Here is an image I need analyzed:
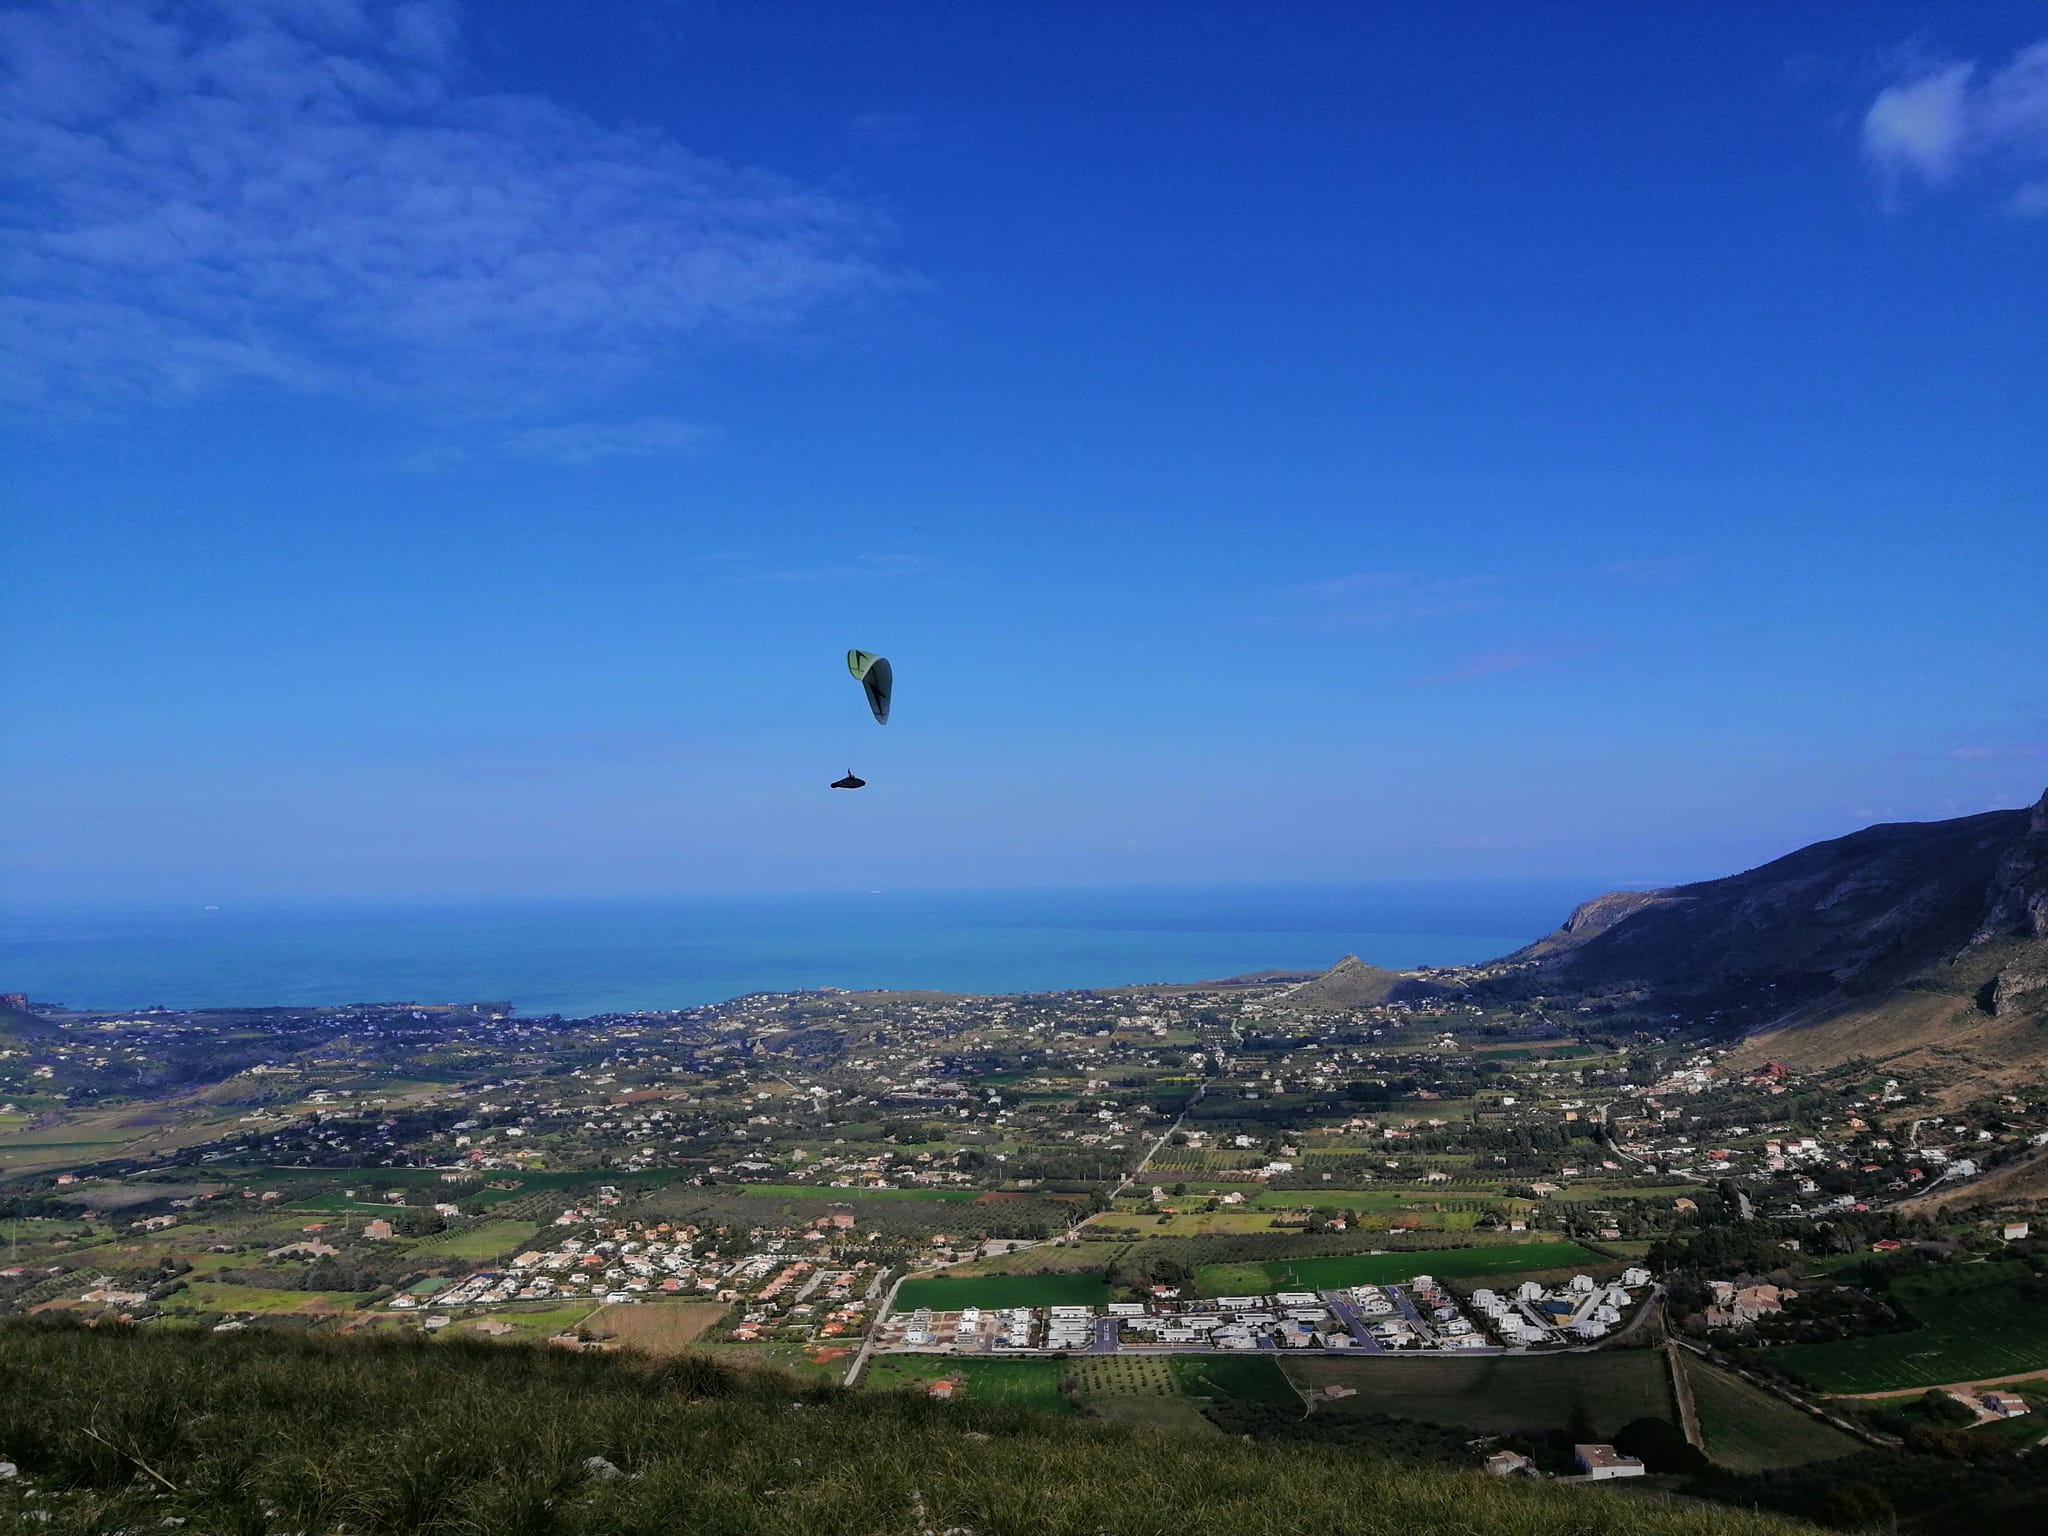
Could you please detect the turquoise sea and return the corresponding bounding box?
[0,881,1602,1018]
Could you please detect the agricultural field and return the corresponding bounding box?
[893,1270,1112,1312]
[1283,1351,1674,1438]
[1772,1280,2048,1395]
[1170,1354,1300,1407]
[1091,1208,1277,1237]
[942,1244,1117,1277]
[1193,1240,1602,1296]
[448,1303,598,1343]
[404,1220,542,1262]
[1681,1358,1862,1472]
[860,1356,1079,1414]
[164,1282,369,1316]
[1061,1355,1217,1431]
[582,1301,728,1355]
[727,1183,983,1203]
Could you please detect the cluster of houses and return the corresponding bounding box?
[1472,1267,1650,1345]
[1484,1443,1649,1480]
[1701,1278,1796,1330]
[879,1269,1652,1358]
[893,1304,1040,1349]
[387,1211,880,1322]
[1117,1292,1336,1350]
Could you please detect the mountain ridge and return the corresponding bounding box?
[1291,791,2048,1092]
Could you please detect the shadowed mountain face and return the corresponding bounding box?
[1281,792,2048,1051]
[1472,789,2048,1034]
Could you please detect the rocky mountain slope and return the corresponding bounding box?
[1497,789,2047,1026]
[1290,790,2048,1096]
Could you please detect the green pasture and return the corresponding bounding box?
[445,1303,599,1343]
[731,1183,982,1203]
[406,1221,541,1262]
[1194,1240,1601,1296]
[1285,1351,1673,1438]
[944,1244,1113,1277]
[861,1356,1079,1414]
[169,1282,368,1315]
[1682,1358,1861,1472]
[1772,1282,2048,1394]
[892,1271,1112,1312]
[1171,1354,1299,1406]
[1063,1355,1218,1433]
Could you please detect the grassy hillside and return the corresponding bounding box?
[0,1319,1816,1536]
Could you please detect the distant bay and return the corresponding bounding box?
[0,881,1607,1018]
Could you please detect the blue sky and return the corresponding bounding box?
[3,0,2045,902]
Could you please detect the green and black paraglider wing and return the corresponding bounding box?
[847,650,892,725]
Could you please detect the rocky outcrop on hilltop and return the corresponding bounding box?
[1506,889,1682,962]
[1282,954,1410,1009]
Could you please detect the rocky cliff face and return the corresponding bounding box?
[1975,788,2048,942]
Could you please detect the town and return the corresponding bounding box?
[4,973,2047,1519]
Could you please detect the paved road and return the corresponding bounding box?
[1111,1084,1208,1201]
[1319,1289,1390,1353]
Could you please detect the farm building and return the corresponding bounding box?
[1574,1444,1645,1480]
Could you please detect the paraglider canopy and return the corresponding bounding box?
[847,650,891,725]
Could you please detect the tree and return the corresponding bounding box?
[1815,1484,1894,1531]
[1611,1416,1707,1474]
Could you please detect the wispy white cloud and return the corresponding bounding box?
[1861,41,2048,213]
[1284,570,1500,629]
[503,417,707,465]
[744,552,938,584]
[1948,743,2048,760]
[849,111,920,147]
[1595,557,1689,588]
[0,0,902,410]
[1411,649,1551,686]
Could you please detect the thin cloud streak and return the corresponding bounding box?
[1411,649,1551,686]
[744,552,938,584]
[0,0,904,411]
[503,418,709,465]
[1410,642,1600,687]
[1949,744,2048,761]
[1281,570,1501,629]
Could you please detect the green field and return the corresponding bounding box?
[406,1220,541,1262]
[1283,1351,1674,1438]
[943,1244,1109,1277]
[1171,1353,1300,1406]
[169,1283,368,1315]
[1772,1282,2048,1394]
[861,1356,1079,1413]
[1194,1241,1602,1296]
[450,1303,599,1342]
[1063,1356,1218,1433]
[1682,1358,1862,1472]
[730,1182,985,1202]
[892,1271,1112,1312]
